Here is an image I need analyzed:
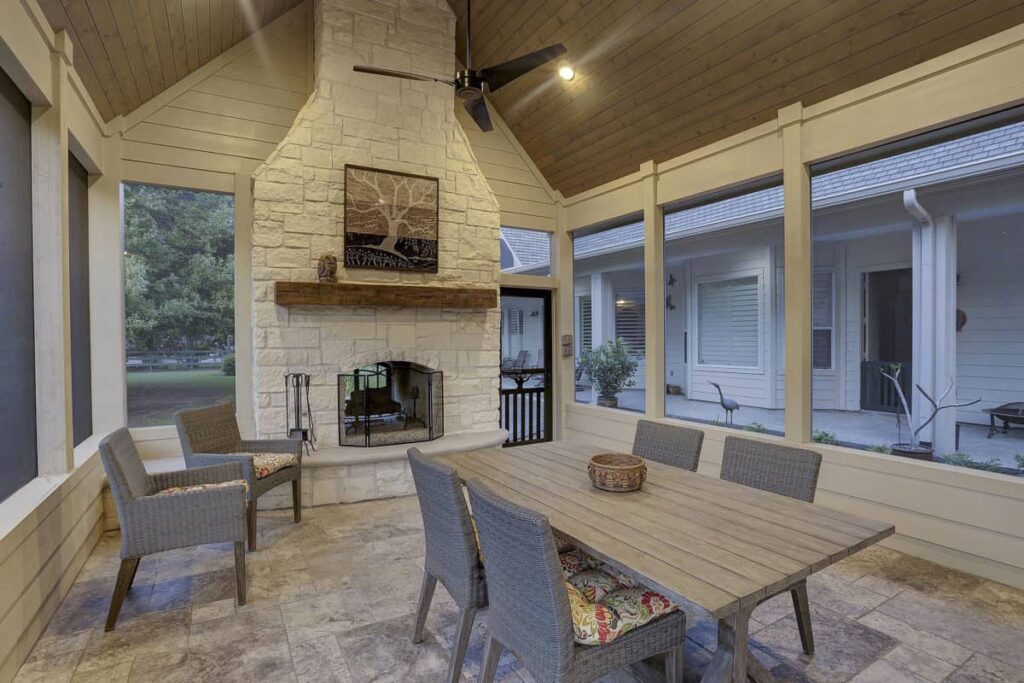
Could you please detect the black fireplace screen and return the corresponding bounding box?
[338,362,443,447]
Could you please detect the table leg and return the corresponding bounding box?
[700,605,776,683]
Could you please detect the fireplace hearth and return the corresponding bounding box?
[338,362,443,447]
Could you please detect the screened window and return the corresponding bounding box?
[69,153,92,446]
[578,296,592,352]
[500,227,552,275]
[697,276,759,368]
[812,272,834,370]
[0,66,36,501]
[124,183,235,427]
[508,308,525,336]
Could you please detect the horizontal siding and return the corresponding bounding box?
[0,457,104,683]
[123,6,310,181]
[456,104,556,231]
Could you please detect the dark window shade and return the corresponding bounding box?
[69,153,92,446]
[0,67,37,501]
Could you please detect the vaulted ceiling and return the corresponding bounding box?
[448,0,1024,197]
[37,0,306,121]
[36,1,1024,197]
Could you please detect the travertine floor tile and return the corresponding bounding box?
[16,496,1024,683]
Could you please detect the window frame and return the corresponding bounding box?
[812,270,836,373]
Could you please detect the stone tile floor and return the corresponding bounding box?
[16,496,1024,682]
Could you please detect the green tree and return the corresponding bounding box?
[123,183,235,351]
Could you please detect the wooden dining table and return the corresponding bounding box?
[437,440,895,683]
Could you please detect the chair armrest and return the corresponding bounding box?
[187,453,255,485]
[123,484,247,556]
[238,439,303,465]
[151,462,244,491]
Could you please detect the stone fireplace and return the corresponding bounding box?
[248,0,504,505]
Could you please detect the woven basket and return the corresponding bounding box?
[588,453,647,492]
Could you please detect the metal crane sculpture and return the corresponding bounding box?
[709,381,740,425]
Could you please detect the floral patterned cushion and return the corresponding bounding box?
[553,531,576,553]
[559,549,598,579]
[252,452,299,479]
[563,567,677,646]
[568,569,623,603]
[155,479,249,497]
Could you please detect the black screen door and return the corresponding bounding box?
[499,287,552,445]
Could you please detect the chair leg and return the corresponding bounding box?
[234,541,247,606]
[478,635,502,683]
[665,642,684,683]
[292,477,301,523]
[412,571,437,643]
[791,581,814,655]
[447,606,477,683]
[247,502,258,552]
[127,557,142,589]
[105,558,140,632]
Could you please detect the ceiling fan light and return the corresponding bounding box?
[558,64,575,81]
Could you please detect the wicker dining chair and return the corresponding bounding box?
[99,428,247,631]
[467,480,686,683]
[632,419,704,471]
[176,403,302,550]
[407,449,487,683]
[721,435,822,655]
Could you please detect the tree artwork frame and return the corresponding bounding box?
[343,165,440,273]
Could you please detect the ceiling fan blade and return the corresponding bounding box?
[464,97,493,132]
[479,44,567,92]
[353,65,454,85]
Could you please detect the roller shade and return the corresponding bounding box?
[698,276,759,367]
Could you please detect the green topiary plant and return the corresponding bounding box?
[222,353,236,376]
[578,338,639,408]
[812,430,839,445]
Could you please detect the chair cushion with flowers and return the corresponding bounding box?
[155,479,249,497]
[559,548,599,579]
[252,452,299,479]
[562,561,677,646]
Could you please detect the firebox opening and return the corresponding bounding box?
[338,361,443,447]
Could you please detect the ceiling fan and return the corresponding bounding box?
[352,0,567,132]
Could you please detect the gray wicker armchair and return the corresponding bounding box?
[175,403,302,550]
[408,449,487,683]
[467,480,686,683]
[632,419,704,471]
[721,435,822,655]
[99,428,247,631]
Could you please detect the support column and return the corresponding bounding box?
[911,211,958,453]
[89,118,125,435]
[642,162,665,418]
[32,32,73,474]
[781,103,812,443]
[553,196,572,438]
[235,173,256,437]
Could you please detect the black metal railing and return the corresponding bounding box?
[501,369,550,446]
[860,361,912,413]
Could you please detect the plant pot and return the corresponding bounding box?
[597,395,619,408]
[890,443,934,460]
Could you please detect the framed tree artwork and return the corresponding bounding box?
[343,165,440,272]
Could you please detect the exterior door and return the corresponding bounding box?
[499,287,552,445]
[861,268,913,412]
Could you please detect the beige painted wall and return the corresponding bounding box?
[553,24,1024,589]
[455,101,558,232]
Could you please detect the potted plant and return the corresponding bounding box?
[881,366,979,460]
[579,338,639,409]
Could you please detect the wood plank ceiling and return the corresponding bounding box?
[447,0,1024,197]
[37,0,306,121]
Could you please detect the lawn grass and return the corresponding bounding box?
[127,369,235,427]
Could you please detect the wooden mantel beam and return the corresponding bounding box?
[274,281,498,309]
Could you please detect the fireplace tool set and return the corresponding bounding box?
[285,373,317,457]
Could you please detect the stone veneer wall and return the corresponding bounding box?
[250,0,501,443]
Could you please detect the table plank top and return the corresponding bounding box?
[438,440,894,619]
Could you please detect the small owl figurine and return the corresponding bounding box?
[317,254,338,283]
